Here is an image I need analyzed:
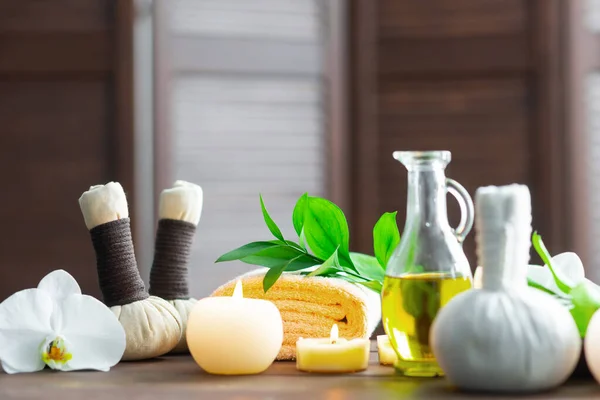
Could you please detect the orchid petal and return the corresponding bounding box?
[0,289,53,374]
[527,264,560,293]
[37,270,81,301]
[551,252,585,287]
[57,294,125,371]
[585,278,600,296]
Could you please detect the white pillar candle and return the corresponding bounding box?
[296,324,370,373]
[187,281,283,375]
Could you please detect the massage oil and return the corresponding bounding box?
[382,273,471,377]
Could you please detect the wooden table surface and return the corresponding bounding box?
[1,347,599,399]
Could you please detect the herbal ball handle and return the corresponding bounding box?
[446,178,474,243]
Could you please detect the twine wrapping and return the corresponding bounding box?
[149,219,196,300]
[90,218,149,307]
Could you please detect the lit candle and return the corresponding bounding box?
[296,324,370,373]
[186,280,283,375]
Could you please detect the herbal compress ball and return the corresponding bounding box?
[79,182,183,361]
[431,184,580,393]
[149,180,203,353]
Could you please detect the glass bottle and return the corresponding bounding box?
[382,150,474,377]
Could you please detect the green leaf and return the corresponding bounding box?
[308,248,341,277]
[263,256,302,293]
[298,260,384,294]
[215,241,280,262]
[373,212,400,269]
[329,272,366,282]
[570,281,600,337]
[303,196,354,269]
[280,240,305,252]
[357,280,383,292]
[350,252,385,282]
[527,278,562,297]
[241,245,321,271]
[292,193,308,237]
[328,271,382,292]
[532,232,572,293]
[298,228,307,251]
[260,194,285,242]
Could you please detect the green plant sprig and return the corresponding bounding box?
[215,193,400,293]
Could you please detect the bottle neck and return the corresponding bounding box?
[405,167,450,229]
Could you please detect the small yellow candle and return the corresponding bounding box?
[377,335,398,365]
[187,280,283,375]
[296,324,370,373]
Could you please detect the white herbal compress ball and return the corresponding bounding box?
[431,184,581,393]
[79,182,183,361]
[149,180,203,353]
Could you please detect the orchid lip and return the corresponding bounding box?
[41,336,72,370]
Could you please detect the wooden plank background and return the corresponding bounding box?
[0,0,134,300]
[350,0,568,269]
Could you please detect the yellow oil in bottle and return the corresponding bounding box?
[382,273,472,377]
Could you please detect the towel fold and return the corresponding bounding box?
[211,268,382,360]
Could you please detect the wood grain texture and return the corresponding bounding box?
[528,0,569,255]
[350,0,568,269]
[378,79,530,268]
[379,0,527,38]
[379,35,530,76]
[565,0,594,279]
[322,0,350,212]
[0,0,111,32]
[0,350,596,400]
[348,0,380,254]
[153,0,173,212]
[378,0,530,76]
[0,33,112,74]
[114,0,136,241]
[0,1,135,300]
[0,81,110,299]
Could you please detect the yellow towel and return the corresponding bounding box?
[211,268,382,360]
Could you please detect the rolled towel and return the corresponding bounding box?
[79,182,183,361]
[150,180,203,353]
[211,268,381,360]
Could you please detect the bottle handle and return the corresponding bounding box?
[446,178,474,243]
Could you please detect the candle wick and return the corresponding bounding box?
[330,323,339,344]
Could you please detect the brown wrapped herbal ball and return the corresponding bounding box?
[149,180,202,353]
[79,182,183,361]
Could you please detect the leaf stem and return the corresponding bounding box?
[532,232,572,294]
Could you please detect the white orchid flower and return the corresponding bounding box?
[474,252,599,295]
[527,252,585,292]
[0,270,126,374]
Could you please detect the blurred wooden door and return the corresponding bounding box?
[0,0,135,299]
[566,0,600,282]
[348,0,569,268]
[154,0,338,297]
